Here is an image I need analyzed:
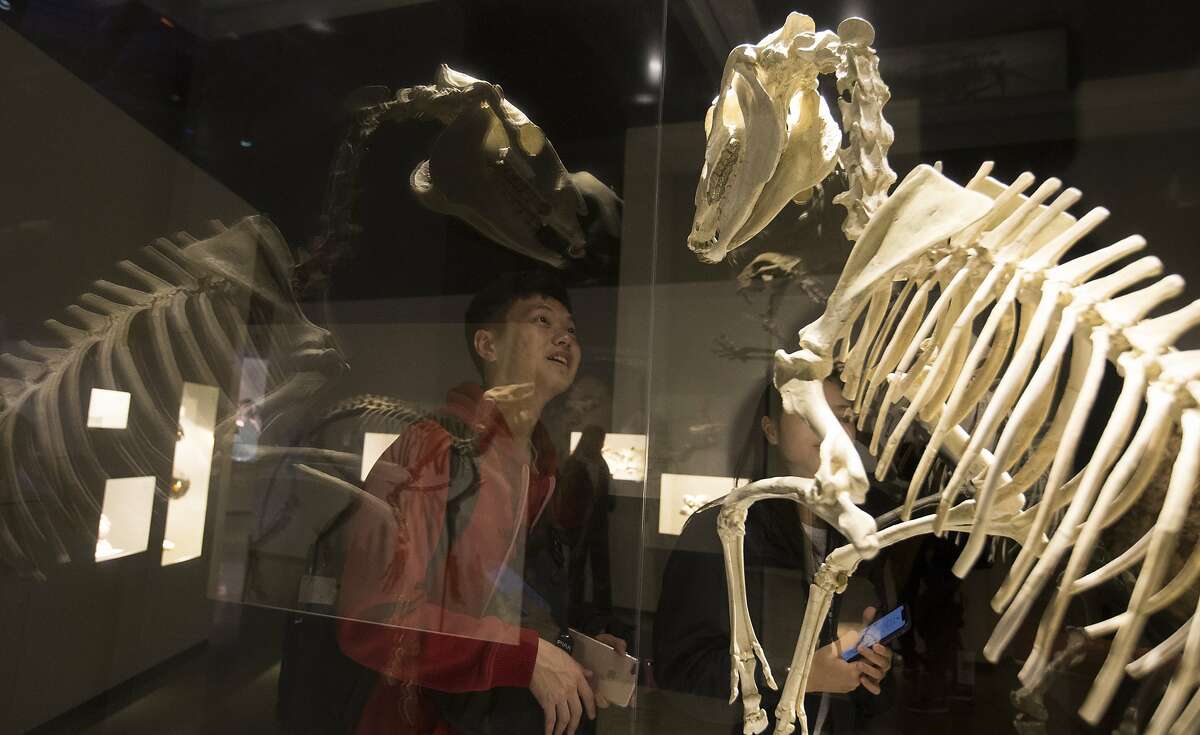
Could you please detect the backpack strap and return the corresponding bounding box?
[424,412,482,586]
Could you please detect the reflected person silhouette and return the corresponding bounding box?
[336,271,625,735]
[555,425,615,628]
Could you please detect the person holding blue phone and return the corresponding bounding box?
[840,605,910,664]
[654,372,895,734]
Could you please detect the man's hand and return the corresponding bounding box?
[806,607,893,695]
[531,637,596,735]
[595,632,627,656]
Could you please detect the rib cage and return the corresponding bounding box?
[825,162,1200,729]
[713,163,1200,735]
[0,216,343,578]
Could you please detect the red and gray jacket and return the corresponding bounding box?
[336,383,560,735]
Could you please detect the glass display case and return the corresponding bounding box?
[2,2,1199,734]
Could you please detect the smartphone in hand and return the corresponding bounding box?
[841,604,910,662]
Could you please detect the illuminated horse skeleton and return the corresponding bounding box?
[690,13,1200,735]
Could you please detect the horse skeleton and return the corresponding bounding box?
[690,12,1200,735]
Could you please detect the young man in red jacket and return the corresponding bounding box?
[337,272,625,735]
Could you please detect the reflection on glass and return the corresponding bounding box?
[86,388,131,429]
[361,431,401,481]
[94,475,155,561]
[569,431,647,481]
[233,357,268,461]
[658,473,749,536]
[162,382,219,566]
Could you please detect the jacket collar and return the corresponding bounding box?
[443,382,558,477]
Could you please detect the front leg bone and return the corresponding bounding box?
[718,503,774,733]
[772,578,837,735]
[706,477,820,732]
[776,500,993,735]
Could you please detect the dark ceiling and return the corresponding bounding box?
[3,0,1200,300]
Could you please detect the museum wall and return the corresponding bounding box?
[0,21,254,733]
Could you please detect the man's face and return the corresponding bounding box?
[488,295,580,400]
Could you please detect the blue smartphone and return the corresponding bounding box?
[841,604,910,662]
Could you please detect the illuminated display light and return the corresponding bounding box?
[647,53,663,84]
[362,432,401,481]
[658,473,749,536]
[569,432,647,482]
[162,383,219,566]
[95,476,156,561]
[87,388,131,429]
[232,357,268,462]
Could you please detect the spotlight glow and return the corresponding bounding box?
[647,53,663,85]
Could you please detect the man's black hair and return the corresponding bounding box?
[464,270,574,377]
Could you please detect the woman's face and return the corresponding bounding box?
[763,379,856,478]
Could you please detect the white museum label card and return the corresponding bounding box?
[658,473,749,536]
